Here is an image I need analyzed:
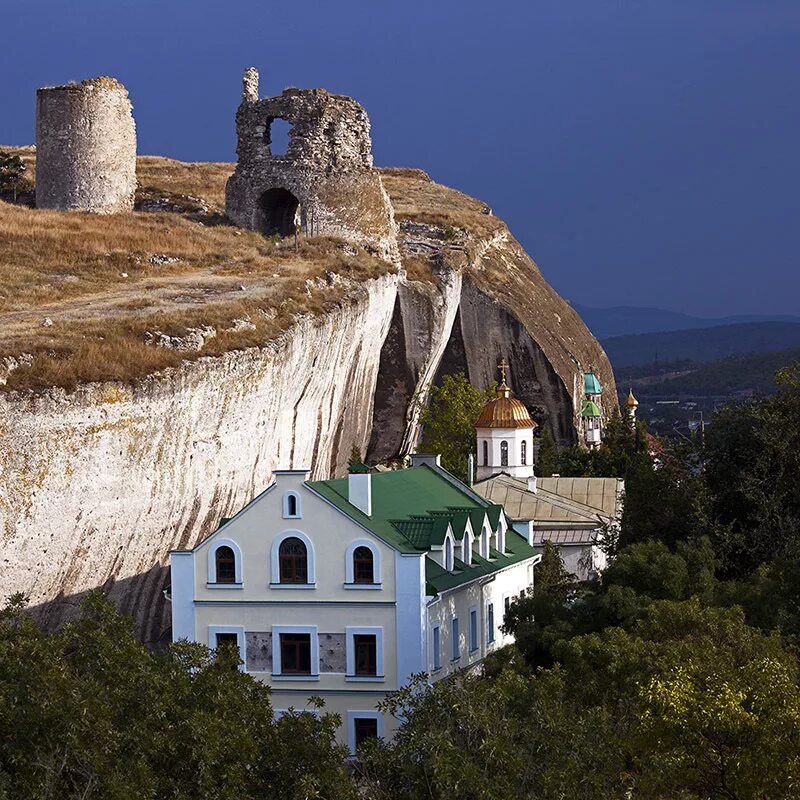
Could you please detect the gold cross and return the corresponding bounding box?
[498,358,508,384]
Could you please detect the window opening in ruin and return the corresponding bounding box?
[268,118,292,157]
[258,187,300,238]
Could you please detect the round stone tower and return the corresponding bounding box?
[35,76,137,213]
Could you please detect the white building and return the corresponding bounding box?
[169,454,540,752]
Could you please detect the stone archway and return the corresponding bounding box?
[258,187,299,237]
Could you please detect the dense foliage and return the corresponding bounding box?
[0,594,353,800]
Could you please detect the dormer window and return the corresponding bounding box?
[445,537,454,571]
[463,532,473,566]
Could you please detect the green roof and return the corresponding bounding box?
[584,371,603,395]
[581,399,602,418]
[308,464,537,595]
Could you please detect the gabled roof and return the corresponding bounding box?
[473,473,624,526]
[309,464,538,595]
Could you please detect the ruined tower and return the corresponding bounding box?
[225,68,398,261]
[35,76,137,213]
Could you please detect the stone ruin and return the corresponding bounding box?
[35,76,137,214]
[225,68,399,261]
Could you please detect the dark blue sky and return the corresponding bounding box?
[3,1,799,316]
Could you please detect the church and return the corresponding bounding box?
[472,360,623,581]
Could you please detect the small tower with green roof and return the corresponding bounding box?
[582,369,603,448]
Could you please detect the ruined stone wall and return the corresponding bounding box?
[226,70,398,262]
[35,77,136,213]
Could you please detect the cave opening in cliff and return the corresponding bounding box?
[258,187,299,237]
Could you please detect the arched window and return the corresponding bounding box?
[353,546,374,584]
[481,527,490,559]
[482,440,489,466]
[279,537,308,584]
[500,440,509,467]
[521,440,527,466]
[215,546,236,584]
[445,537,454,571]
[463,533,473,566]
[282,491,301,519]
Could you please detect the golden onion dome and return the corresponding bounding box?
[625,388,639,408]
[475,360,537,430]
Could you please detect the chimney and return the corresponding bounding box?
[410,453,442,469]
[527,475,537,493]
[348,465,372,516]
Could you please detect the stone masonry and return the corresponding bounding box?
[226,68,399,262]
[36,76,137,213]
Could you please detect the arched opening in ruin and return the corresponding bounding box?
[258,188,300,237]
[267,118,292,157]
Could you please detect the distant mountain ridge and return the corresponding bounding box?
[602,321,800,368]
[572,303,800,339]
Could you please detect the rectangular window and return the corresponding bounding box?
[215,631,238,650]
[354,634,377,676]
[487,603,495,644]
[432,624,441,671]
[504,595,511,616]
[451,617,460,661]
[469,608,478,652]
[280,633,311,674]
[354,717,379,749]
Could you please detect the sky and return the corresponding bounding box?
[2,0,799,317]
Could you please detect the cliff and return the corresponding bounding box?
[0,152,614,642]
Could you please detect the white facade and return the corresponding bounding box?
[475,427,535,482]
[169,464,538,751]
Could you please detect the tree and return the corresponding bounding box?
[535,423,559,477]
[0,593,355,800]
[417,372,494,482]
[0,151,26,201]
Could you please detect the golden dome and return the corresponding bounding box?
[475,359,537,430]
[625,388,639,408]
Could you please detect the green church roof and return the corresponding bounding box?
[584,371,603,395]
[581,399,602,418]
[308,464,537,595]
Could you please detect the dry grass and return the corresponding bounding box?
[378,167,506,239]
[0,147,394,392]
[0,148,506,394]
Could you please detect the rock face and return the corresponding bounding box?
[226,68,398,262]
[0,276,397,644]
[35,77,137,213]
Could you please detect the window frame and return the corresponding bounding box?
[487,602,496,644]
[500,439,509,467]
[346,626,384,682]
[344,539,382,589]
[208,625,246,670]
[444,535,454,571]
[469,606,479,653]
[270,530,316,588]
[482,439,489,466]
[431,623,442,672]
[271,624,319,680]
[346,711,384,755]
[451,616,460,662]
[521,439,527,466]
[282,491,301,519]
[207,539,243,587]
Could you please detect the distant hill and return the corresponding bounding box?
[602,322,800,368]
[617,347,800,397]
[572,303,800,339]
